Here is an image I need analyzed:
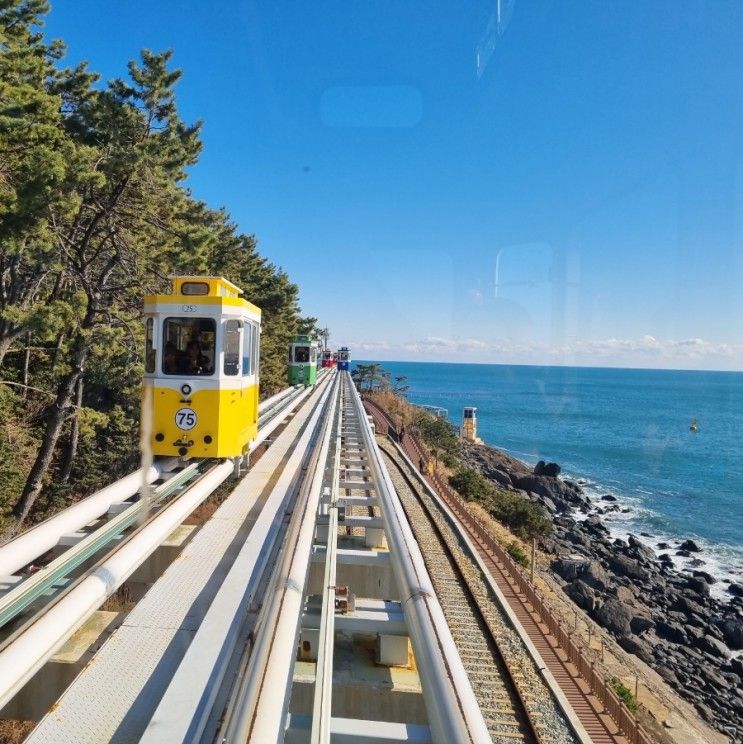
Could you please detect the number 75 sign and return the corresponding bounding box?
[175,407,197,430]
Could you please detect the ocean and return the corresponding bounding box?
[363,361,743,590]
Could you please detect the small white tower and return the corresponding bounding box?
[460,406,481,443]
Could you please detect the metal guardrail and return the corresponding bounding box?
[363,395,655,744]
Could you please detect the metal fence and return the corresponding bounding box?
[363,396,654,744]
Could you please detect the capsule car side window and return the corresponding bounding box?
[223,319,240,376]
[242,322,252,376]
[145,317,155,373]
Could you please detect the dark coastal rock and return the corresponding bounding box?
[730,657,743,678]
[657,542,671,550]
[533,460,561,477]
[488,468,513,488]
[614,586,637,605]
[692,570,716,584]
[685,576,711,596]
[656,620,687,644]
[607,554,647,580]
[679,539,701,552]
[726,583,743,597]
[512,474,575,506]
[565,531,591,549]
[535,494,557,513]
[689,558,706,567]
[565,580,597,612]
[619,635,654,664]
[542,462,561,477]
[658,553,674,566]
[673,595,706,617]
[630,615,655,634]
[676,549,691,557]
[584,515,609,536]
[551,557,587,582]
[595,598,633,636]
[694,634,729,659]
[695,702,716,723]
[718,617,743,650]
[537,537,558,554]
[627,535,656,563]
[582,560,611,591]
[601,494,616,502]
[654,664,678,685]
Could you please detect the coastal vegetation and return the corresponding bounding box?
[449,465,552,540]
[361,371,552,542]
[609,678,638,714]
[413,412,458,468]
[0,1,318,533]
[505,540,530,568]
[351,363,408,395]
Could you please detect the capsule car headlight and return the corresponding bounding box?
[181,384,192,395]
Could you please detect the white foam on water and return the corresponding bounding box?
[560,469,743,604]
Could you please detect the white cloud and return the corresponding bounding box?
[347,334,743,370]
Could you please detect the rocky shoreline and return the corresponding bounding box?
[459,441,743,740]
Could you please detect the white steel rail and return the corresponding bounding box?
[0,463,201,628]
[0,382,311,583]
[310,379,344,743]
[0,459,175,578]
[0,460,234,709]
[24,373,335,743]
[347,375,491,744]
[219,376,340,743]
[140,371,337,743]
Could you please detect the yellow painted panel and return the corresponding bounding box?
[143,294,262,316]
[146,383,259,458]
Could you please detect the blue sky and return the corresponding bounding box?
[46,1,743,369]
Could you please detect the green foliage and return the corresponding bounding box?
[392,375,409,395]
[352,363,391,393]
[610,678,638,713]
[414,411,459,462]
[506,540,529,568]
[448,467,492,502]
[0,384,36,530]
[296,316,321,338]
[487,489,553,540]
[0,3,320,527]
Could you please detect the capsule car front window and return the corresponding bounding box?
[294,346,310,363]
[162,317,216,375]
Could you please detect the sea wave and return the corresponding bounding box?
[573,469,743,599]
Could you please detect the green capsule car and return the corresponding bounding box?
[288,335,318,386]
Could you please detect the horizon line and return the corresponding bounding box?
[352,357,743,374]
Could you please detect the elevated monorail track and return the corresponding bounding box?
[0,378,321,712]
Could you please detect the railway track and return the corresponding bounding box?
[380,440,578,744]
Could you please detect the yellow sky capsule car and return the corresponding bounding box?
[143,277,261,461]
